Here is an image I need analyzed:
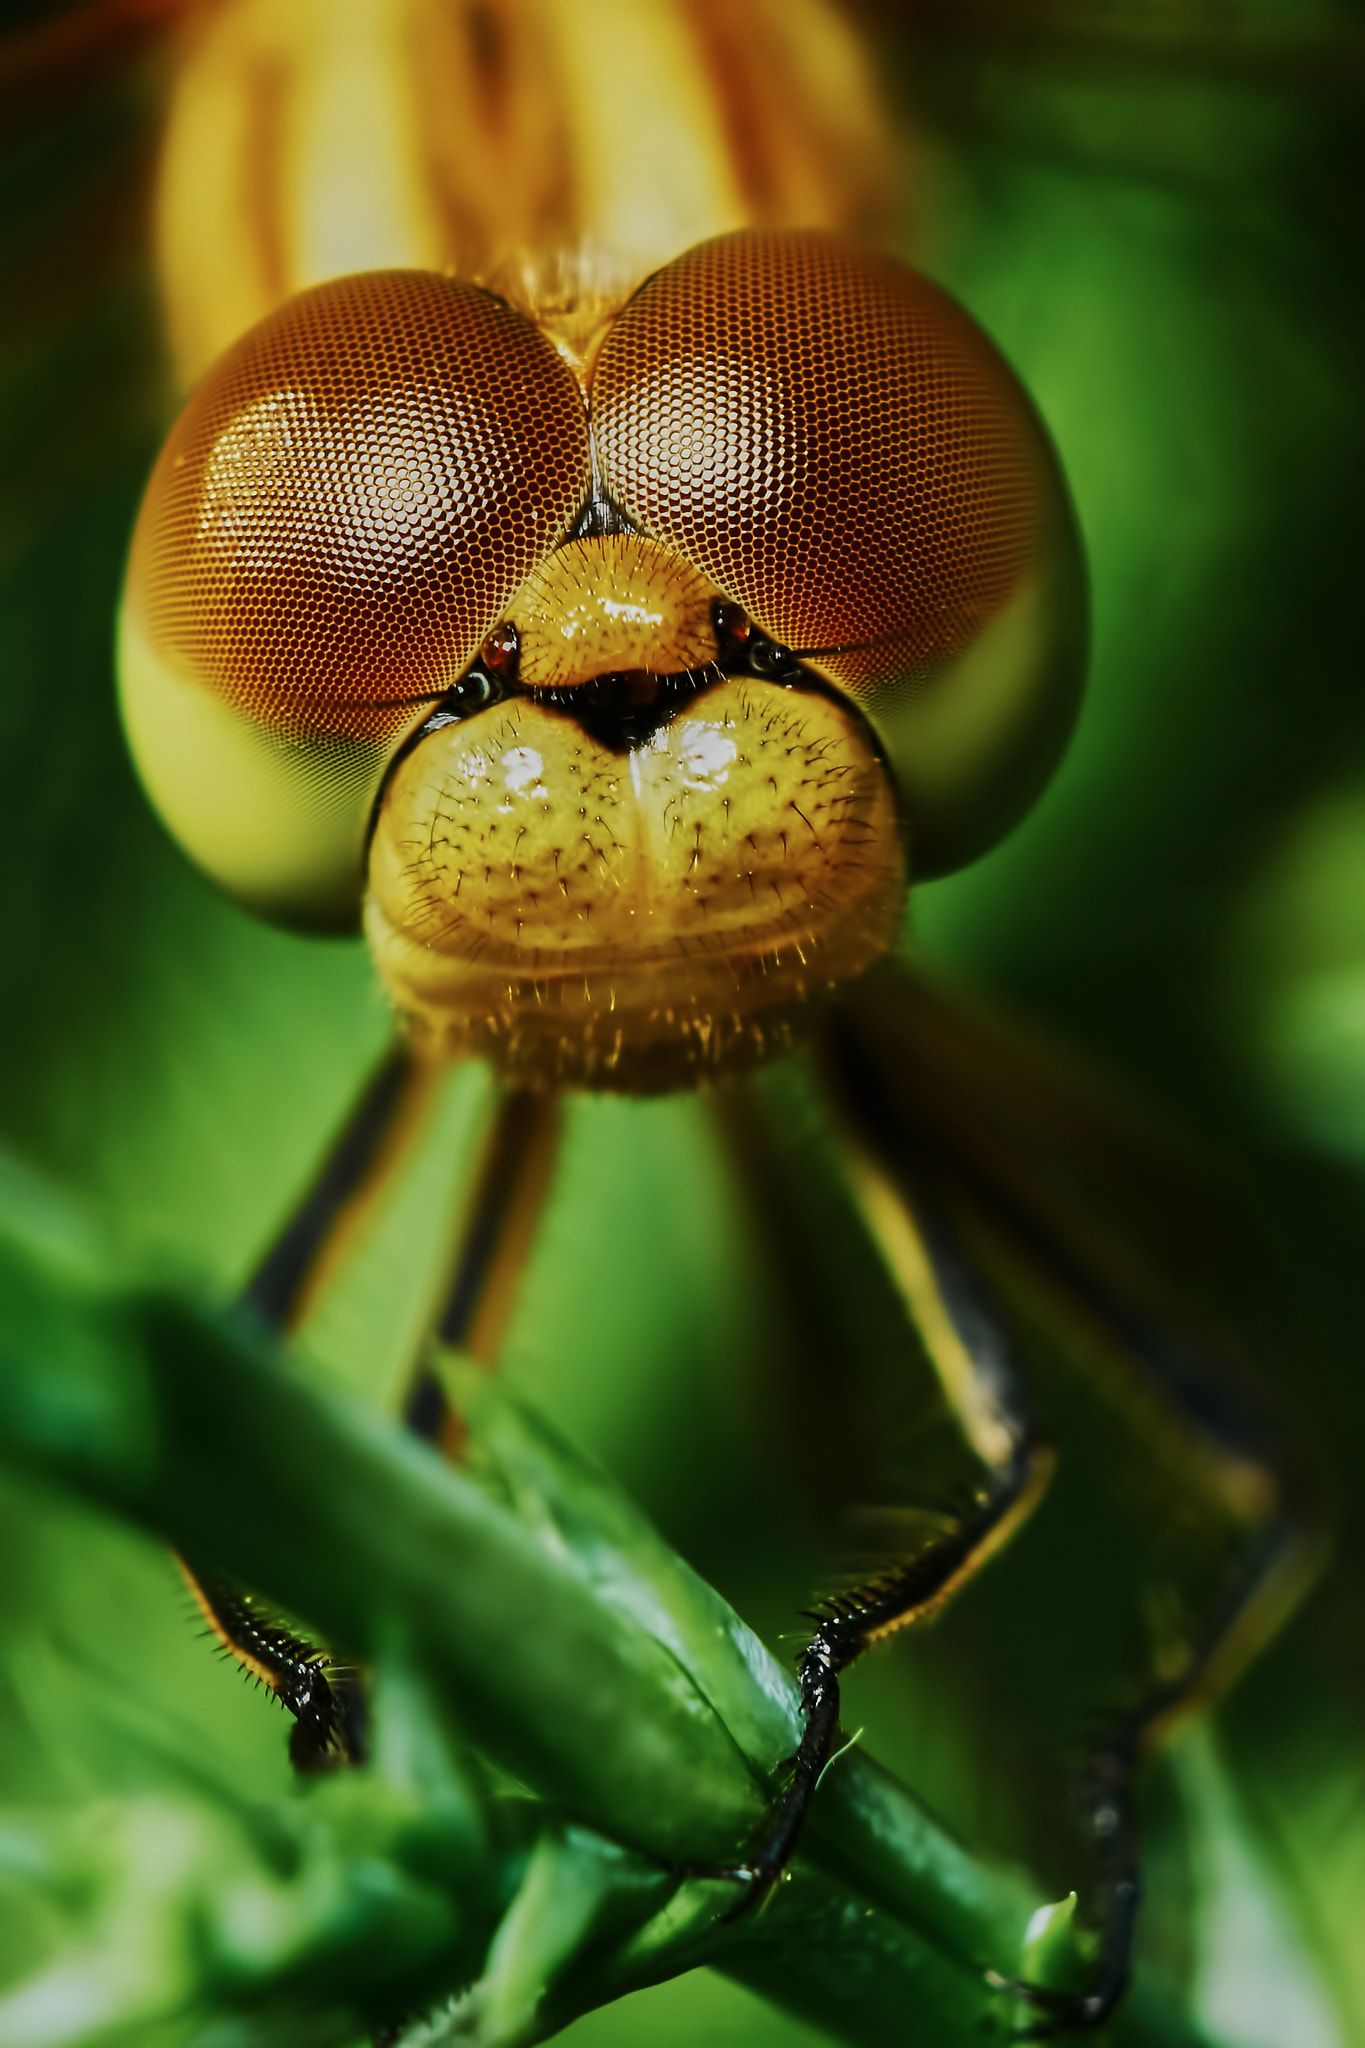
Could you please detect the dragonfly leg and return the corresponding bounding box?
[192,1058,564,1763]
[177,1041,440,1765]
[995,1511,1306,2038]
[189,1054,562,1764]
[823,973,1319,2033]
[714,1440,1048,1898]
[404,1086,563,1448]
[997,1391,1306,2035]
[241,1039,434,1333]
[178,1556,365,1769]
[706,1077,1051,1903]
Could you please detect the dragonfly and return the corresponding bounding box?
[0,3,1331,2044]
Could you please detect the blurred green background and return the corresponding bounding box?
[3,2,1365,2043]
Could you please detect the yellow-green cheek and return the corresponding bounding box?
[117,602,394,932]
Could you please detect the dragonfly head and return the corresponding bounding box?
[118,233,1084,1088]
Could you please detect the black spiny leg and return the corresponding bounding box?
[184,1075,565,1777]
[182,1069,561,2048]
[1001,1386,1305,2035]
[181,1559,365,1770]
[713,1074,1050,1902]
[999,1497,1305,2035]
[179,1040,437,1773]
[723,1436,1046,1895]
[826,963,1319,2035]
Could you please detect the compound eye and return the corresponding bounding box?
[590,231,1084,876]
[119,271,590,926]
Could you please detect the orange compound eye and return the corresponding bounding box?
[131,269,590,745]
[119,270,591,926]
[590,231,1085,875]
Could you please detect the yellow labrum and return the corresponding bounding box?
[366,678,906,1087]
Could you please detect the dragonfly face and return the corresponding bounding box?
[118,230,1083,1087]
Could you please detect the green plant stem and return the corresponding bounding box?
[0,1248,1205,2044]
